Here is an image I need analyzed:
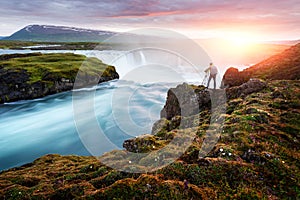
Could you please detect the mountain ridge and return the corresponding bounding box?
[2,25,116,42]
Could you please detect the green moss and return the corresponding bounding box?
[1,53,116,84]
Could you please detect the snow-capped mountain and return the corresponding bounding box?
[2,25,116,42]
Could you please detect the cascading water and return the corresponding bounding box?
[0,46,210,171]
[140,51,146,65]
[0,49,173,171]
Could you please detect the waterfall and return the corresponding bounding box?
[139,51,146,65]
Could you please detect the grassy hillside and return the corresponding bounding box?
[1,53,109,83]
[0,53,118,103]
[0,79,299,199]
[222,43,300,88]
[248,43,300,80]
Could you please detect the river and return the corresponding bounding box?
[0,48,204,170]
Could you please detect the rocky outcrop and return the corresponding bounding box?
[159,79,266,121]
[221,67,250,88]
[160,83,210,120]
[222,43,300,88]
[0,53,119,103]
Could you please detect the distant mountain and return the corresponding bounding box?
[2,25,116,42]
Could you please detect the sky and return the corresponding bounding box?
[0,0,300,41]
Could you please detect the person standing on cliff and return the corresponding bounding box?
[205,62,218,89]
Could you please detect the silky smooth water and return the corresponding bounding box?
[0,79,171,170]
[0,49,180,170]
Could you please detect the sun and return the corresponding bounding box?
[219,33,261,55]
[224,31,260,48]
[231,37,251,46]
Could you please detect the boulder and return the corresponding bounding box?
[160,83,211,120]
[221,67,250,88]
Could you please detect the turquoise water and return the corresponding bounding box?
[0,48,202,171]
[0,80,170,170]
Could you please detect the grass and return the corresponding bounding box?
[0,53,116,84]
[0,52,118,103]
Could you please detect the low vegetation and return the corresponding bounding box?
[1,53,112,83]
[0,80,299,199]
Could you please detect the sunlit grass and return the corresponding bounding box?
[1,53,115,84]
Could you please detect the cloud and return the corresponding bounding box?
[0,0,299,39]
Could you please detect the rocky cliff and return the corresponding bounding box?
[0,53,119,103]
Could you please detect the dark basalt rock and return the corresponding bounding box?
[160,83,211,120]
[221,67,250,88]
[159,79,266,124]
